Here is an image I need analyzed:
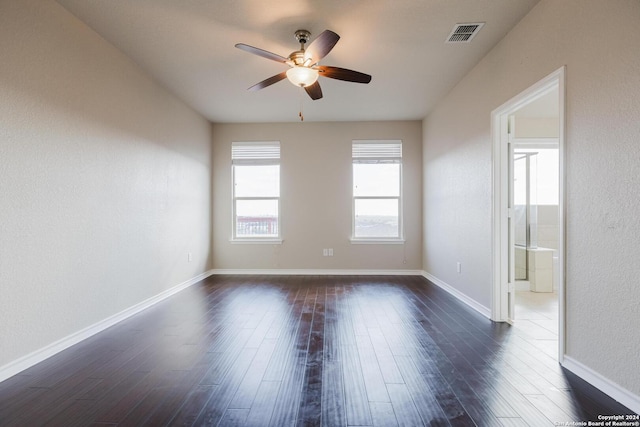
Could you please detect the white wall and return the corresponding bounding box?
[0,1,212,370]
[423,0,640,397]
[536,205,558,251]
[514,118,559,138]
[212,121,422,271]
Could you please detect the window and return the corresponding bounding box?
[352,140,403,241]
[232,142,280,241]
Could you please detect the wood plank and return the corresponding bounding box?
[0,387,49,424]
[393,355,449,426]
[339,287,373,426]
[386,383,424,427]
[199,328,254,386]
[218,408,250,426]
[524,393,580,425]
[498,417,530,427]
[370,401,398,426]
[262,287,307,382]
[355,333,390,402]
[194,347,257,426]
[321,286,346,427]
[9,377,102,425]
[94,369,179,424]
[244,380,281,427]
[166,385,218,426]
[367,327,404,384]
[297,286,325,426]
[0,275,633,426]
[227,338,277,409]
[268,288,315,427]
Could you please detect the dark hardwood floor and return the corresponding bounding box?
[0,275,635,426]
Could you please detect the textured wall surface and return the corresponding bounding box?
[212,121,422,271]
[423,0,640,394]
[0,1,212,368]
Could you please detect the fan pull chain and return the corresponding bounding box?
[299,89,304,121]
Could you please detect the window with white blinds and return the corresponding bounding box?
[352,140,403,240]
[352,141,402,162]
[232,142,280,164]
[231,142,281,240]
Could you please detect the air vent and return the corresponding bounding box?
[446,22,485,43]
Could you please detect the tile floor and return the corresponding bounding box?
[514,289,559,360]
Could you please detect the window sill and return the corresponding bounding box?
[350,238,405,245]
[230,238,283,244]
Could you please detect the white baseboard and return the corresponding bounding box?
[210,268,424,276]
[0,269,214,384]
[421,271,492,319]
[562,356,640,414]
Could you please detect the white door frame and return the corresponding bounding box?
[491,66,566,362]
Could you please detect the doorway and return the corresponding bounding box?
[513,137,560,360]
[491,67,565,362]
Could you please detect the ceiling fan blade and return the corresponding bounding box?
[304,81,323,100]
[317,65,372,84]
[248,71,288,91]
[304,30,340,64]
[235,43,288,63]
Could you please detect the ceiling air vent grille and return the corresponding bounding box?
[446,22,485,43]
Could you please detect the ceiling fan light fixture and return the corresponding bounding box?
[236,29,370,102]
[286,66,319,87]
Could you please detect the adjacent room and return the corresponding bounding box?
[1,0,639,425]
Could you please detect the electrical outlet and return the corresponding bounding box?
[323,249,328,256]
[456,262,461,273]
[188,252,193,262]
[328,248,333,256]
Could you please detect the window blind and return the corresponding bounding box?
[232,142,280,164]
[352,140,402,162]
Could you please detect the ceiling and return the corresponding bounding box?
[56,0,540,123]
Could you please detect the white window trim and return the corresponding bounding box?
[230,238,283,244]
[231,141,281,242]
[350,238,405,244]
[351,140,404,242]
